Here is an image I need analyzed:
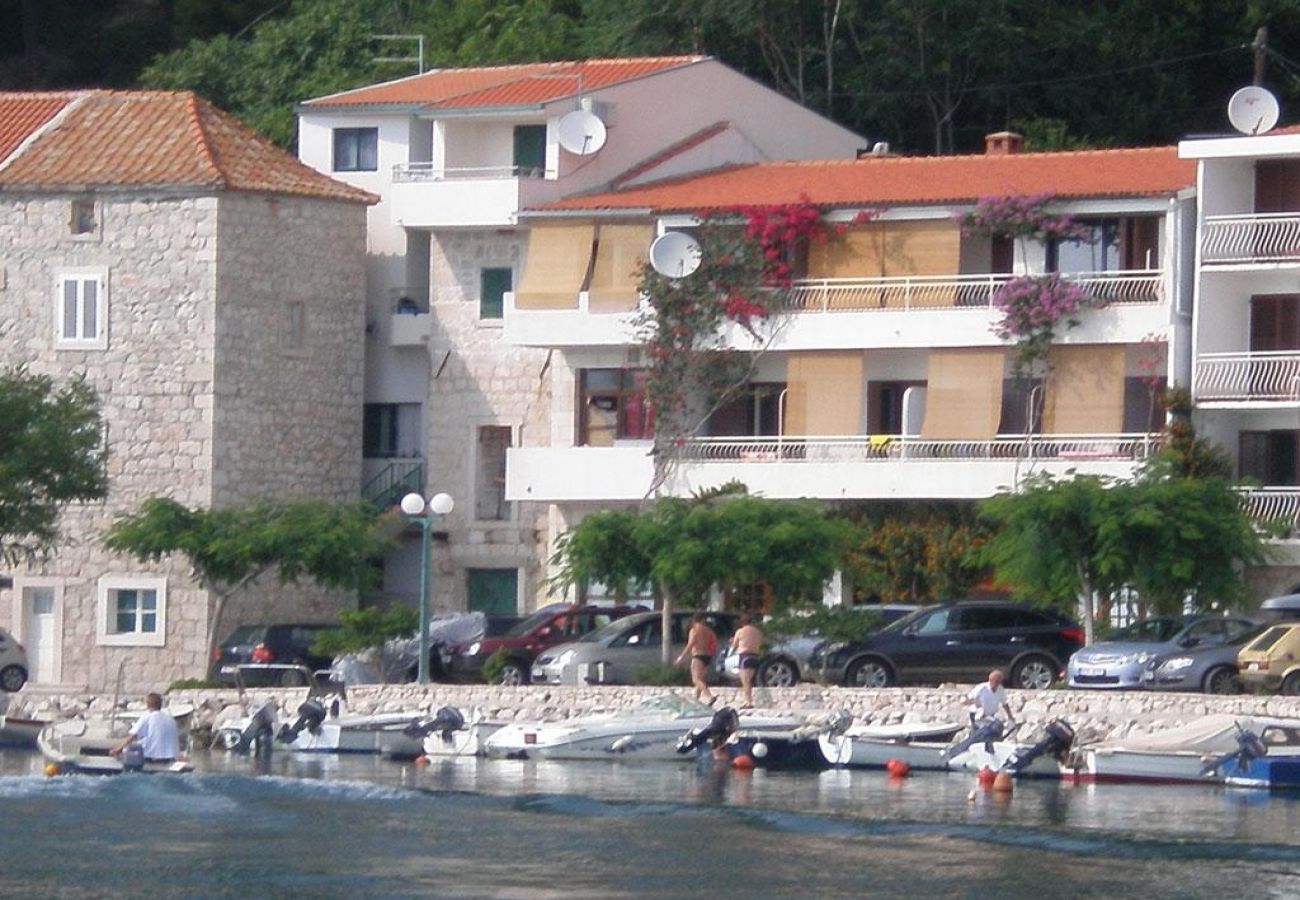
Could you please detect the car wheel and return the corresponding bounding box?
[499,661,529,686]
[845,657,893,688]
[758,658,798,688]
[278,667,308,688]
[1282,672,1300,696]
[0,664,27,692]
[1011,655,1057,690]
[1202,666,1241,695]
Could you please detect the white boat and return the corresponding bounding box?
[818,721,964,770]
[406,707,505,758]
[485,694,801,762]
[1068,714,1300,784]
[38,704,195,775]
[276,693,425,758]
[942,718,1077,778]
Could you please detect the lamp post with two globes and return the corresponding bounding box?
[400,491,455,684]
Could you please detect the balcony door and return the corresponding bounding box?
[1250,295,1300,351]
[1240,431,1300,486]
[1256,160,1300,213]
[707,383,785,436]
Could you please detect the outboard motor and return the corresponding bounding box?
[1201,724,1269,777]
[403,706,467,745]
[277,697,328,744]
[224,701,278,755]
[677,706,741,755]
[941,718,1007,761]
[1004,719,1075,772]
[121,742,145,771]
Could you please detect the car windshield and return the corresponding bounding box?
[1112,618,1183,642]
[504,609,560,638]
[581,616,643,643]
[221,625,264,647]
[878,607,937,634]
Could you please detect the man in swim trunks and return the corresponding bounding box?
[675,613,718,705]
[730,614,763,708]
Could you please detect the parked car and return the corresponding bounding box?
[809,601,1084,689]
[447,603,642,685]
[1067,615,1258,690]
[1142,623,1267,693]
[531,610,739,686]
[0,627,28,692]
[210,623,335,687]
[720,604,919,688]
[1238,622,1300,694]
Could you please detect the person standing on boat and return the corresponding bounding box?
[675,615,718,705]
[730,615,763,708]
[967,669,1016,728]
[110,692,179,762]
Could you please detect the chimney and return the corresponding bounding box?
[985,131,1023,156]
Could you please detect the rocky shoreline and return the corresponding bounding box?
[9,683,1300,747]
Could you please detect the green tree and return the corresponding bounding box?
[0,368,107,565]
[105,496,394,663]
[840,502,988,603]
[312,604,419,682]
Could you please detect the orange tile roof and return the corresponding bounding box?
[0,94,70,162]
[0,90,376,204]
[304,56,705,109]
[537,146,1195,213]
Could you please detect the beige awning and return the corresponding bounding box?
[807,221,961,308]
[588,223,652,312]
[515,223,596,310]
[1043,345,1126,433]
[785,351,864,435]
[920,348,1005,439]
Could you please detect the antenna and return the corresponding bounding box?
[556,109,607,156]
[1227,85,1280,135]
[372,34,425,74]
[648,231,702,278]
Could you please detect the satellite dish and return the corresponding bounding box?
[1228,86,1280,135]
[556,109,607,156]
[648,231,702,278]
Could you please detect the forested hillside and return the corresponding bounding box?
[3,0,1299,152]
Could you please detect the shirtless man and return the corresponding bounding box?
[675,614,718,705]
[730,614,763,708]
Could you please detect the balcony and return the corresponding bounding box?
[390,311,432,346]
[1194,352,1300,403]
[506,433,1158,502]
[389,164,563,228]
[1241,488,1300,539]
[1201,214,1300,267]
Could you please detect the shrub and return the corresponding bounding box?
[481,647,512,685]
[168,677,220,691]
[630,663,691,686]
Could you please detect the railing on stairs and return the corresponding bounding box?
[362,459,425,509]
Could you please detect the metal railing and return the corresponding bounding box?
[1195,352,1300,401]
[784,269,1162,312]
[1202,213,1300,265]
[672,433,1161,462]
[1240,487,1300,537]
[362,459,425,508]
[392,163,548,183]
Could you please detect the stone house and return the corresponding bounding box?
[0,90,375,691]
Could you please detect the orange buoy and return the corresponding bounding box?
[976,766,997,789]
[732,754,755,770]
[414,754,430,767]
[885,758,911,778]
[44,762,60,777]
[992,770,1014,793]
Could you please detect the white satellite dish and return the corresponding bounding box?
[556,109,607,156]
[1228,85,1280,135]
[648,231,702,278]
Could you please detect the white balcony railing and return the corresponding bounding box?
[1241,488,1300,537]
[1202,214,1300,265]
[671,433,1161,463]
[785,270,1162,312]
[1195,351,1300,402]
[391,163,548,183]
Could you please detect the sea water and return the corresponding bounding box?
[2,748,1300,898]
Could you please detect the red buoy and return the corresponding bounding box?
[885,758,911,778]
[976,766,997,789]
[732,755,755,770]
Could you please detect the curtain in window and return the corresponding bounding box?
[588,223,653,312]
[1043,345,1126,434]
[784,351,864,435]
[515,223,595,309]
[919,348,1005,439]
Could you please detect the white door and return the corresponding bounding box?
[24,587,57,684]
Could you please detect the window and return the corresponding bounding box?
[333,127,378,172]
[480,267,512,320]
[868,381,925,435]
[1239,431,1300,485]
[707,383,785,437]
[475,425,511,520]
[70,199,96,236]
[998,378,1044,434]
[1123,376,1167,433]
[914,609,952,635]
[466,568,519,615]
[284,301,305,349]
[97,576,166,647]
[578,369,653,445]
[1048,219,1119,274]
[512,125,546,176]
[363,403,422,458]
[56,271,107,349]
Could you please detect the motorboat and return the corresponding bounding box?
[1199,720,1300,790]
[704,709,855,770]
[38,703,195,775]
[275,690,425,758]
[403,707,505,758]
[944,718,1076,778]
[1067,714,1300,784]
[817,720,965,770]
[485,693,801,762]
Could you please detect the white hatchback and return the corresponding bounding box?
[0,628,29,692]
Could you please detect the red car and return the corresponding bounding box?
[447,603,643,685]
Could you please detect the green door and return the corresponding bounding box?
[467,568,518,615]
[512,125,546,176]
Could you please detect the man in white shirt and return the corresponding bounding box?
[111,692,180,761]
[966,668,1017,726]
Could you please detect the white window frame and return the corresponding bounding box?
[55,268,108,350]
[96,575,167,647]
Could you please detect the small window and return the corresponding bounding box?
[55,271,107,349]
[70,199,96,236]
[284,301,305,349]
[363,403,422,458]
[578,369,654,445]
[475,425,512,520]
[480,267,512,320]
[97,576,166,647]
[333,127,378,172]
[512,125,546,176]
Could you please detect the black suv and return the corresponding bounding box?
[808,601,1084,689]
[211,624,335,687]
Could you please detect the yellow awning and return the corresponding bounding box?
[515,223,596,310]
[588,223,652,312]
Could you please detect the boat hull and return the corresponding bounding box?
[38,720,193,775]
[726,733,830,770]
[422,721,504,758]
[1068,749,1218,785]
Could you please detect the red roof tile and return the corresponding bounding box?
[537,146,1195,213]
[0,94,70,162]
[304,56,705,109]
[0,90,375,204]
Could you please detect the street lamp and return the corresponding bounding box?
[401,490,454,684]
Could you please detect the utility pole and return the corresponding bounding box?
[1253,26,1268,86]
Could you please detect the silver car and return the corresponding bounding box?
[0,627,29,692]
[1067,615,1258,689]
[531,610,737,686]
